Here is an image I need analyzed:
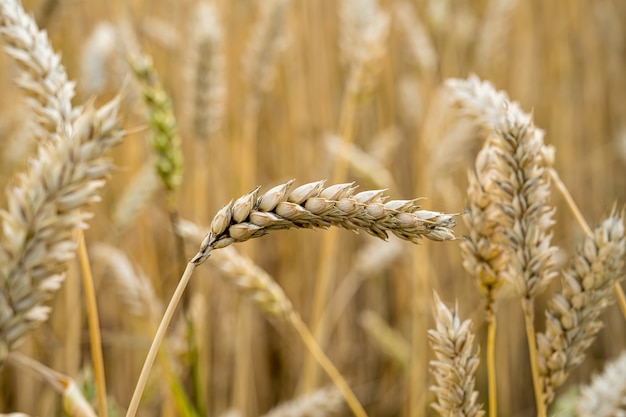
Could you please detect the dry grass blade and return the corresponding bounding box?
[537,211,626,406]
[0,0,75,139]
[576,350,626,417]
[428,293,484,417]
[192,180,456,265]
[0,98,123,363]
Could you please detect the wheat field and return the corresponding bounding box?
[1,0,626,416]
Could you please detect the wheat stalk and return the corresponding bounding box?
[191,180,456,264]
[428,293,484,417]
[576,350,626,417]
[537,211,626,406]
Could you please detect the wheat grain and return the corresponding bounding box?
[428,293,484,417]
[191,180,456,265]
[537,211,626,405]
[576,350,626,417]
[0,98,123,363]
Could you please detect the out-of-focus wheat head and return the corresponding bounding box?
[428,293,484,417]
[576,350,626,417]
[537,212,626,405]
[189,2,225,141]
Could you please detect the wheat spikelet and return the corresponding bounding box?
[260,386,345,417]
[0,98,123,363]
[0,0,75,140]
[447,75,557,299]
[576,350,626,417]
[190,2,225,140]
[191,180,456,265]
[428,293,484,417]
[537,212,626,405]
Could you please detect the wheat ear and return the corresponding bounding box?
[537,211,626,406]
[576,350,626,417]
[428,293,484,417]
[447,75,558,417]
[192,180,456,264]
[0,98,123,364]
[461,145,510,417]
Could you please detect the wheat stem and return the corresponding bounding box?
[125,261,197,417]
[76,230,107,417]
[486,312,497,417]
[288,312,367,417]
[522,298,546,417]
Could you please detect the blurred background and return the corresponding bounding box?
[1,0,625,416]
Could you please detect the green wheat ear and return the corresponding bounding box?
[130,54,183,195]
